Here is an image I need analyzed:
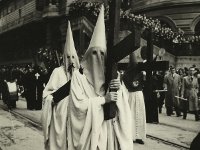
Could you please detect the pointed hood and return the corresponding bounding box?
[82,5,106,96]
[88,5,106,52]
[63,21,80,74]
[83,5,106,60]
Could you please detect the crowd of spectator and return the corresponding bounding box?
[0,64,51,110]
[0,63,199,121]
[153,65,200,121]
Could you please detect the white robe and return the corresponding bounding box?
[67,70,133,150]
[41,66,70,150]
[129,91,146,141]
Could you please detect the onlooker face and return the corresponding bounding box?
[170,68,176,74]
[188,68,195,76]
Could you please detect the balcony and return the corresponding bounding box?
[0,0,43,34]
[0,11,42,34]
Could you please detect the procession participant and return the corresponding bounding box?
[23,65,37,110]
[67,5,133,150]
[34,65,48,110]
[123,52,146,144]
[41,21,80,150]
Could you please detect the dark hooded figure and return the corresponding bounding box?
[23,65,37,110]
[23,65,47,110]
[35,66,49,110]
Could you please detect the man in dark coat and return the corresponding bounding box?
[23,65,48,110]
[35,66,49,110]
[23,66,36,110]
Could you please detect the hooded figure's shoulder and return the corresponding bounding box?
[50,66,68,81]
[72,69,85,79]
[54,66,64,72]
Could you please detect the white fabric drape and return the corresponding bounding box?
[67,70,133,150]
[41,66,70,150]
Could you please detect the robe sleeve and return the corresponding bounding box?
[41,67,68,146]
[113,82,133,150]
[41,68,59,145]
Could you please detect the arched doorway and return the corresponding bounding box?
[194,21,200,35]
[192,21,200,55]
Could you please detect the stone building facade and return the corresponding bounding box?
[131,0,200,68]
[0,0,199,68]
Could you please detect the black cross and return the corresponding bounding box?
[128,30,169,123]
[140,30,169,123]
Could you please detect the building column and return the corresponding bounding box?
[79,26,85,57]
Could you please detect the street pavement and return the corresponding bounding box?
[0,97,200,150]
[0,108,45,150]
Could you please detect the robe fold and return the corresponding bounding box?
[68,70,133,150]
[129,91,146,141]
[41,66,70,150]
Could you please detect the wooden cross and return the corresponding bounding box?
[104,1,169,122]
[104,0,141,120]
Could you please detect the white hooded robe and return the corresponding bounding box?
[67,70,133,150]
[41,66,70,150]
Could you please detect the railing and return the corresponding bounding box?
[0,11,42,34]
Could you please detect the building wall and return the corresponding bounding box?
[176,56,200,69]
[132,0,200,35]
[0,0,40,33]
[0,0,199,67]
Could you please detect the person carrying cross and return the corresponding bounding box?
[67,5,133,150]
[41,21,80,150]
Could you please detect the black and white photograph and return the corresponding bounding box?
[0,0,200,149]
